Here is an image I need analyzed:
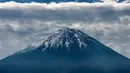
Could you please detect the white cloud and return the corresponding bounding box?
[103,0,115,2]
[0,2,130,59]
[123,0,130,3]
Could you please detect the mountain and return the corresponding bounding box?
[0,28,130,73]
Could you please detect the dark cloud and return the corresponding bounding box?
[0,2,130,22]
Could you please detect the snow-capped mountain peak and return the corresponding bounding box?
[21,28,121,55]
[40,28,90,53]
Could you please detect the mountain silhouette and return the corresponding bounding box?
[0,28,130,73]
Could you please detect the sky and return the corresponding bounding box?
[0,2,130,59]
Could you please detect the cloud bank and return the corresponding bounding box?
[0,2,130,59]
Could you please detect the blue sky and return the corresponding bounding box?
[0,2,130,59]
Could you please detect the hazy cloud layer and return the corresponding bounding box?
[0,2,130,59]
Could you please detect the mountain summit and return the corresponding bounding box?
[39,28,89,54]
[0,28,130,73]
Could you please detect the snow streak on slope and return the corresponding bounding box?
[0,2,130,59]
